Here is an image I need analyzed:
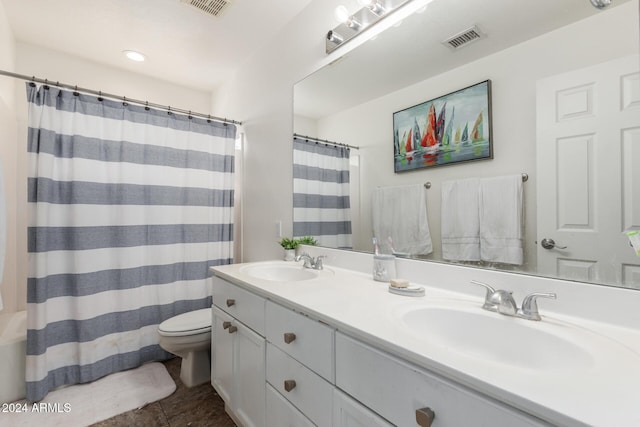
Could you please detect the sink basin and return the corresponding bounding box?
[241,262,326,282]
[397,303,595,371]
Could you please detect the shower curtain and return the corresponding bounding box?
[25,84,236,402]
[293,137,352,248]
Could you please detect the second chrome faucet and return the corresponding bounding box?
[470,280,556,321]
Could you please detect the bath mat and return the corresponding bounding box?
[2,362,176,427]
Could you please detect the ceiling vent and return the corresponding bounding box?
[442,25,484,50]
[180,0,232,17]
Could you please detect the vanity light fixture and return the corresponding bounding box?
[589,0,612,9]
[326,0,415,54]
[358,0,387,16]
[326,30,345,45]
[123,50,146,62]
[334,5,363,30]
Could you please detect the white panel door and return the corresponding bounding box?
[536,55,640,287]
[233,321,266,427]
[211,306,234,403]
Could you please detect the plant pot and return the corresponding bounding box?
[283,249,295,261]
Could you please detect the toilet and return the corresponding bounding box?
[158,308,212,387]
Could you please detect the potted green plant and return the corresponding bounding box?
[278,237,299,261]
[297,236,318,246]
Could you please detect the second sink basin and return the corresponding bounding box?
[241,262,329,282]
[396,302,597,372]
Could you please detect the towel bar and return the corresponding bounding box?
[424,173,528,190]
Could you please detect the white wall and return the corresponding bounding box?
[310,2,639,271]
[210,0,352,262]
[0,0,18,313]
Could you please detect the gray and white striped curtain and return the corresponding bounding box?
[293,137,352,248]
[25,84,235,402]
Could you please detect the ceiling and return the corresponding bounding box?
[295,0,631,119]
[2,0,313,91]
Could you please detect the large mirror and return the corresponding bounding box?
[294,0,640,288]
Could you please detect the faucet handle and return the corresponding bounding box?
[470,280,497,311]
[520,292,557,321]
[313,255,326,270]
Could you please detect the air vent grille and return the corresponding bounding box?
[180,0,231,17]
[442,26,484,49]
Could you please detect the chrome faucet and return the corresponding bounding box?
[470,280,556,321]
[519,292,557,321]
[295,252,326,270]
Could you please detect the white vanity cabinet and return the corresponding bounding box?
[210,268,558,427]
[211,277,266,427]
[335,332,552,427]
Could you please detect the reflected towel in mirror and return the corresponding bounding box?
[479,175,524,265]
[441,178,481,262]
[372,184,432,256]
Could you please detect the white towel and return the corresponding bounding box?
[479,175,524,265]
[372,184,432,256]
[441,178,481,261]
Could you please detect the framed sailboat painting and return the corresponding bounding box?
[393,80,493,172]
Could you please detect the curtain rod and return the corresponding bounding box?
[294,133,359,150]
[0,69,242,126]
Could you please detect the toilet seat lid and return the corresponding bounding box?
[158,308,211,336]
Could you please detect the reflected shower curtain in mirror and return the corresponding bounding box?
[25,84,235,402]
[293,137,352,248]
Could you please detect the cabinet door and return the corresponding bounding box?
[211,306,234,403]
[233,321,266,427]
[333,389,393,427]
[266,384,315,427]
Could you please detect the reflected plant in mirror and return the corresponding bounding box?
[293,0,640,289]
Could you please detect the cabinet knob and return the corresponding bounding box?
[222,321,232,330]
[283,332,297,344]
[227,325,238,334]
[284,380,297,392]
[226,299,235,307]
[415,407,435,427]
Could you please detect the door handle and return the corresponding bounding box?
[222,321,232,330]
[284,380,296,392]
[284,332,296,344]
[541,238,567,250]
[226,299,235,307]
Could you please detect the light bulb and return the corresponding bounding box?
[123,50,145,62]
[334,5,350,23]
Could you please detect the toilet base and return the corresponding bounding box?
[180,350,211,387]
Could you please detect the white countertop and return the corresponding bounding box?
[211,260,640,427]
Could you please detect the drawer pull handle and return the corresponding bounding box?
[284,332,297,344]
[284,380,297,392]
[227,326,238,334]
[226,299,236,307]
[415,407,435,427]
[222,321,232,330]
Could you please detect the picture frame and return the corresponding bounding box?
[393,80,493,172]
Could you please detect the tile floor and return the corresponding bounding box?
[91,358,236,427]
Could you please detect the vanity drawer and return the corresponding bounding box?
[335,333,551,427]
[266,384,315,427]
[267,343,333,427]
[266,300,335,382]
[212,276,265,336]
